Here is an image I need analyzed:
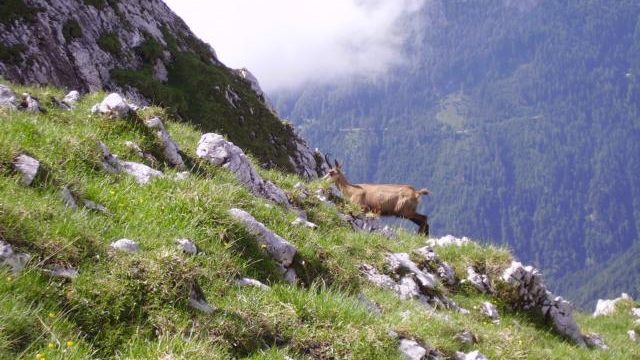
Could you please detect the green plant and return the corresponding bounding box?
[62,19,82,42]
[97,32,122,56]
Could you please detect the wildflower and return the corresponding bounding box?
[48,312,55,318]
[66,340,74,347]
[36,353,44,360]
[48,342,55,349]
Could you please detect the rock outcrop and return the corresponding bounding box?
[197,133,289,205]
[228,208,297,283]
[144,117,184,168]
[593,293,633,317]
[0,241,31,274]
[12,154,40,186]
[100,142,163,184]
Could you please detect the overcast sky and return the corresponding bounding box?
[163,0,426,92]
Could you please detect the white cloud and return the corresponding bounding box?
[163,0,426,91]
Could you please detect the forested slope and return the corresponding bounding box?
[273,0,640,307]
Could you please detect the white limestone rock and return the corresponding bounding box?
[291,217,318,229]
[197,133,289,205]
[153,59,168,82]
[0,84,17,109]
[628,330,637,342]
[145,117,184,168]
[229,208,296,267]
[0,241,31,274]
[465,267,493,294]
[593,293,632,317]
[360,263,397,289]
[12,154,40,186]
[110,239,139,253]
[61,186,78,209]
[45,264,78,279]
[236,277,270,290]
[100,142,163,184]
[455,350,488,360]
[427,235,470,247]
[386,252,438,291]
[632,307,640,318]
[63,90,80,107]
[500,261,586,346]
[583,332,608,350]
[20,93,41,112]
[188,284,214,314]
[175,238,197,255]
[398,339,427,360]
[480,301,499,321]
[92,93,132,118]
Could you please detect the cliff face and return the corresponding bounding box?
[0,0,325,178]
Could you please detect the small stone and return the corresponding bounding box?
[356,292,382,315]
[0,241,31,273]
[291,217,318,229]
[175,238,197,255]
[110,239,139,253]
[61,186,78,209]
[398,339,427,360]
[82,199,109,213]
[13,154,40,186]
[144,117,184,168]
[454,330,477,345]
[466,267,493,294]
[583,332,608,350]
[455,350,488,360]
[63,90,80,106]
[46,265,78,279]
[174,171,190,181]
[628,330,637,342]
[235,277,270,290]
[0,84,17,109]
[631,308,640,318]
[480,301,499,321]
[188,285,214,314]
[20,93,41,112]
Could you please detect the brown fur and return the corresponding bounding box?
[324,162,430,236]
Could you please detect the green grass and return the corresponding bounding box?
[0,83,639,359]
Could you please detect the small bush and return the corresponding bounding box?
[97,32,122,56]
[135,37,164,63]
[0,43,25,65]
[62,19,83,42]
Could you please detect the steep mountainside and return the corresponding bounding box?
[273,0,640,308]
[1,82,638,359]
[0,0,325,177]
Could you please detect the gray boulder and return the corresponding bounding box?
[100,142,163,184]
[45,264,78,279]
[454,330,477,345]
[0,84,17,109]
[584,333,608,350]
[144,117,184,168]
[197,133,289,205]
[92,93,132,118]
[387,252,438,291]
[13,154,40,186]
[501,261,586,346]
[628,330,637,342]
[291,216,318,229]
[188,283,214,314]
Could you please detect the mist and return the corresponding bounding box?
[163,0,426,91]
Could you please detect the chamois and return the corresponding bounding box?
[323,159,431,236]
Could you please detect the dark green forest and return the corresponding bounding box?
[273,0,640,308]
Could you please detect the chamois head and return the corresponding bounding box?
[322,155,346,184]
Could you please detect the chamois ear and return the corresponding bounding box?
[334,160,341,169]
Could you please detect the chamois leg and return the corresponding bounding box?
[408,213,429,237]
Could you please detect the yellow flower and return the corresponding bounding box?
[48,342,55,349]
[35,354,44,360]
[66,340,74,347]
[48,312,55,318]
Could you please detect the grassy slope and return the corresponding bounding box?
[0,84,638,359]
